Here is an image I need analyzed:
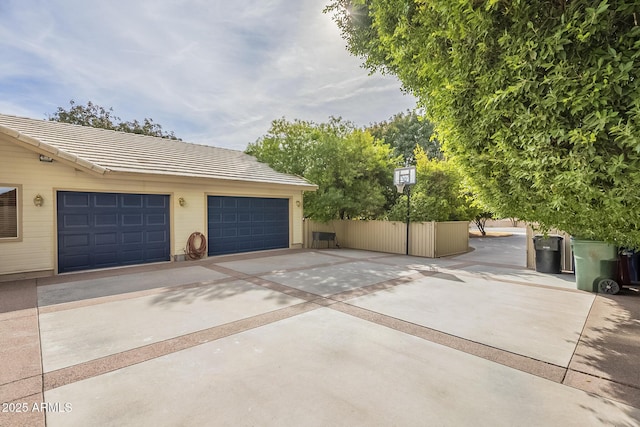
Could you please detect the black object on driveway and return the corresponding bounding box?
[533,236,564,274]
[598,249,640,295]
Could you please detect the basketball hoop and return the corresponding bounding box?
[394,166,416,194]
[393,166,417,256]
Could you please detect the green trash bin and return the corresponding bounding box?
[571,239,617,292]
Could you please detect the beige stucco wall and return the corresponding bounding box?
[0,137,306,277]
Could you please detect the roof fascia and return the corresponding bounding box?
[0,124,107,176]
[101,170,318,191]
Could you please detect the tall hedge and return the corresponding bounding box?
[328,0,640,247]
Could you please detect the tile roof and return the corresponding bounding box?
[0,114,316,189]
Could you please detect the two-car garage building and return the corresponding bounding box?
[0,114,316,279]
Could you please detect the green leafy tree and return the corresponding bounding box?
[368,110,442,163]
[48,100,180,140]
[245,117,324,176]
[472,212,494,237]
[387,147,476,222]
[247,117,399,221]
[327,0,640,247]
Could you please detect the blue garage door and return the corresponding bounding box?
[208,196,289,256]
[57,191,170,273]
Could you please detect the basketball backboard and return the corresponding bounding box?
[394,166,416,192]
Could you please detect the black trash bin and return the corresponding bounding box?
[619,249,640,285]
[533,235,563,274]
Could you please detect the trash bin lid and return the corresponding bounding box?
[533,235,563,251]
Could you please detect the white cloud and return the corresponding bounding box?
[0,0,416,150]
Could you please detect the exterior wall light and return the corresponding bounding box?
[33,194,44,207]
[178,197,186,207]
[296,200,301,207]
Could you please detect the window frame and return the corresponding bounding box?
[0,184,22,242]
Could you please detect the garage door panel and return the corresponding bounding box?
[145,247,168,261]
[122,231,144,244]
[236,240,251,251]
[276,224,288,232]
[121,194,143,208]
[61,234,90,248]
[57,192,170,273]
[63,193,90,207]
[64,253,91,269]
[147,214,167,226]
[208,196,289,256]
[223,198,237,209]
[95,214,118,227]
[266,236,287,247]
[120,249,144,264]
[64,214,90,228]
[94,193,118,207]
[94,251,118,264]
[209,198,222,209]
[95,233,117,246]
[222,228,237,238]
[223,213,237,223]
[237,199,252,209]
[237,226,252,237]
[250,239,265,250]
[208,212,222,224]
[145,195,167,208]
[147,230,167,244]
[122,214,143,226]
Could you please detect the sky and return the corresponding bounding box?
[0,0,417,151]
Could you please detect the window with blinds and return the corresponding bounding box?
[0,186,18,239]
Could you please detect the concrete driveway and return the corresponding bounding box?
[2,231,640,426]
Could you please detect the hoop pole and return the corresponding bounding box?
[406,186,411,255]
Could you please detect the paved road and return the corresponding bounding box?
[2,235,640,426]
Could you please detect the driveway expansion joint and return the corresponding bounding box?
[565,367,640,392]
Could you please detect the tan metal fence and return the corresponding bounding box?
[304,219,469,258]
